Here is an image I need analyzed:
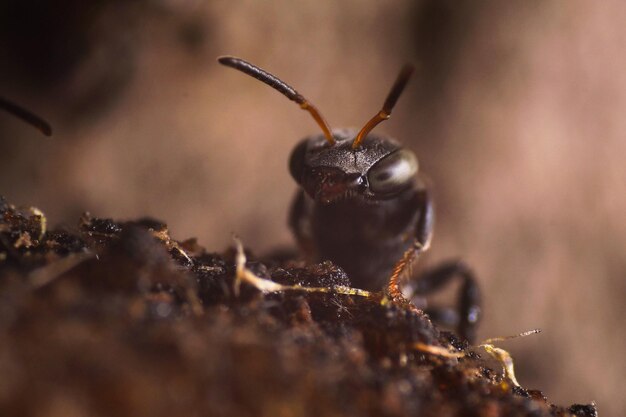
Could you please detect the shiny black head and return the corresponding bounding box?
[289,129,419,204]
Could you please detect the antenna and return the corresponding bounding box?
[352,64,414,149]
[0,97,52,136]
[218,56,335,145]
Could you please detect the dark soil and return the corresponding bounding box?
[0,196,597,417]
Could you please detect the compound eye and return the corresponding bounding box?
[289,140,309,183]
[368,149,418,195]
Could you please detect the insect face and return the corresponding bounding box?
[289,130,419,204]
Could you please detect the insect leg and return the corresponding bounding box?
[386,186,434,301]
[409,260,481,343]
[385,184,481,342]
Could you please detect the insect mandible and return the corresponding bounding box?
[218,56,481,342]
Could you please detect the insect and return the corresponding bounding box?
[218,56,481,342]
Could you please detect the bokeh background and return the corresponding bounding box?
[0,1,624,415]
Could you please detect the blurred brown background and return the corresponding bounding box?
[0,0,624,415]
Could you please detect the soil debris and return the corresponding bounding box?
[0,197,598,417]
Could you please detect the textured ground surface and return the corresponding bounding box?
[1,2,623,413]
[0,197,598,417]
